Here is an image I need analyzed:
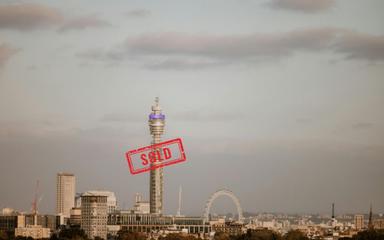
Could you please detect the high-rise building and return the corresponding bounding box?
[148,97,165,214]
[56,173,75,217]
[354,214,364,230]
[81,191,117,214]
[81,193,108,240]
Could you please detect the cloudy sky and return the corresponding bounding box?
[0,0,383,216]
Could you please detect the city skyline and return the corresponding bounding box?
[0,0,384,216]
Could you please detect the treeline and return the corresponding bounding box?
[214,229,307,240]
[1,228,384,240]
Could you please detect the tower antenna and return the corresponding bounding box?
[177,185,182,216]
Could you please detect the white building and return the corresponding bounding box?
[56,173,76,217]
[15,215,50,239]
[15,225,50,239]
[81,192,108,240]
[133,193,149,214]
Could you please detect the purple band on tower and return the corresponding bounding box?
[149,113,165,120]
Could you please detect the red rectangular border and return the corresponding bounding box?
[125,138,186,175]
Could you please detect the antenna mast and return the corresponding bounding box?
[177,185,182,216]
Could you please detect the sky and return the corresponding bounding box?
[0,0,383,216]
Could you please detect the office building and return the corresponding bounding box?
[56,173,76,217]
[354,215,364,230]
[81,191,117,214]
[81,192,108,239]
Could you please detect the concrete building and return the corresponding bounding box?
[56,173,76,217]
[15,214,50,239]
[80,191,117,214]
[133,193,150,214]
[25,214,58,231]
[148,97,165,214]
[15,225,50,239]
[374,219,384,229]
[354,215,364,230]
[0,209,24,232]
[81,192,108,240]
[69,208,82,226]
[107,211,211,234]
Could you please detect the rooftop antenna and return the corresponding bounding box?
[155,97,159,106]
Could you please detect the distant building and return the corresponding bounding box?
[80,191,117,214]
[211,219,243,235]
[107,211,211,234]
[25,214,58,231]
[374,219,384,229]
[1,209,57,233]
[69,208,81,226]
[81,192,108,240]
[15,215,50,239]
[75,193,82,208]
[354,215,364,230]
[0,209,23,231]
[133,193,149,214]
[56,173,76,217]
[15,224,50,239]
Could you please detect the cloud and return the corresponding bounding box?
[101,113,144,123]
[78,28,384,69]
[0,3,63,30]
[0,3,110,32]
[58,15,111,32]
[0,43,18,67]
[268,0,335,13]
[334,31,384,61]
[351,122,374,130]
[124,9,151,18]
[173,110,243,122]
[145,58,227,70]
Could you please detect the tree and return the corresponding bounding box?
[55,225,88,240]
[352,229,384,240]
[284,230,308,240]
[159,233,202,240]
[117,230,146,240]
[0,231,7,240]
[214,232,230,240]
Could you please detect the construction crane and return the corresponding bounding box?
[31,180,42,226]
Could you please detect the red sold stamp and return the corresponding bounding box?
[125,138,186,175]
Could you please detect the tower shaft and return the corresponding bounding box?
[148,98,165,214]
